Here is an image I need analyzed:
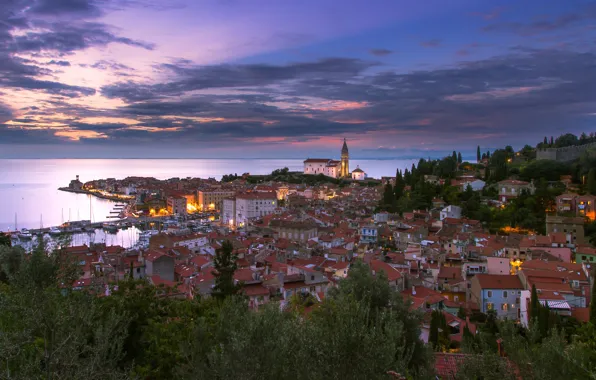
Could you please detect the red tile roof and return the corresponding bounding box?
[474,274,523,289]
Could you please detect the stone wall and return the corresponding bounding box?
[536,142,596,162]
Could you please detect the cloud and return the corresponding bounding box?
[101,58,376,101]
[483,5,596,36]
[420,39,441,47]
[28,0,104,17]
[369,48,392,56]
[47,60,71,66]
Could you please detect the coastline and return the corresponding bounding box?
[58,187,133,203]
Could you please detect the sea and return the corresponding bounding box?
[0,158,416,247]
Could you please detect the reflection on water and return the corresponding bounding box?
[12,227,142,251]
[0,158,416,232]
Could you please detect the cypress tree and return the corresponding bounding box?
[590,269,596,325]
[457,152,462,164]
[452,151,457,163]
[588,169,596,195]
[383,184,394,206]
[550,136,554,146]
[486,151,491,159]
[543,136,548,145]
[429,310,439,349]
[476,146,481,162]
[129,261,134,279]
[530,284,539,322]
[212,240,240,300]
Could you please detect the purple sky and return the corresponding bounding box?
[1,0,596,158]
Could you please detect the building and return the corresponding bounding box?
[470,274,523,319]
[166,196,187,216]
[149,233,208,252]
[351,166,366,181]
[545,215,585,245]
[340,138,349,177]
[234,192,277,226]
[360,225,378,244]
[303,138,350,178]
[556,193,596,220]
[69,175,83,191]
[221,197,236,226]
[198,189,236,211]
[440,205,462,221]
[497,179,535,203]
[576,246,596,264]
[269,220,318,242]
[145,251,175,282]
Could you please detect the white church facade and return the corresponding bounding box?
[304,139,367,180]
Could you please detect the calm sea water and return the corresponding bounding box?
[0,158,416,233]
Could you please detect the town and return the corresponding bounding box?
[1,134,596,379]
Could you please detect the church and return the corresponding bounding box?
[303,139,367,180]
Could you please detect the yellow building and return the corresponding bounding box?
[198,190,236,211]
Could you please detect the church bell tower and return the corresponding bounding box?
[340,138,349,178]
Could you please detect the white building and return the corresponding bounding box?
[222,197,236,226]
[351,166,366,181]
[440,205,462,220]
[303,139,350,178]
[224,192,277,226]
[303,159,341,177]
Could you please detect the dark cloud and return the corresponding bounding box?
[28,0,104,17]
[420,39,441,48]
[0,0,153,98]
[13,22,155,53]
[369,48,392,56]
[88,60,133,71]
[0,101,13,123]
[483,5,596,36]
[102,58,375,101]
[47,60,71,66]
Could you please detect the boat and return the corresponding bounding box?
[49,226,62,235]
[102,223,118,234]
[18,228,33,240]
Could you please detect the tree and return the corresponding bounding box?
[477,146,481,162]
[429,311,439,349]
[383,183,394,207]
[452,151,458,163]
[588,168,596,196]
[530,284,539,322]
[457,306,467,320]
[590,268,596,325]
[457,152,463,164]
[211,240,240,300]
[544,136,548,145]
[0,232,11,247]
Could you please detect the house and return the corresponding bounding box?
[545,215,585,245]
[470,274,523,319]
[370,259,404,292]
[145,251,175,282]
[269,220,318,242]
[440,205,462,221]
[437,266,466,303]
[359,225,378,244]
[576,246,596,264]
[351,166,366,180]
[497,179,535,203]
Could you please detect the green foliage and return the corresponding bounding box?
[0,232,11,247]
[591,269,596,325]
[520,159,571,182]
[588,168,596,196]
[212,240,240,300]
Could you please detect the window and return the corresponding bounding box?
[503,291,508,298]
[516,297,520,304]
[501,303,508,311]
[487,290,492,297]
[583,256,587,260]
[487,302,494,310]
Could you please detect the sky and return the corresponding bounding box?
[1,0,596,159]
